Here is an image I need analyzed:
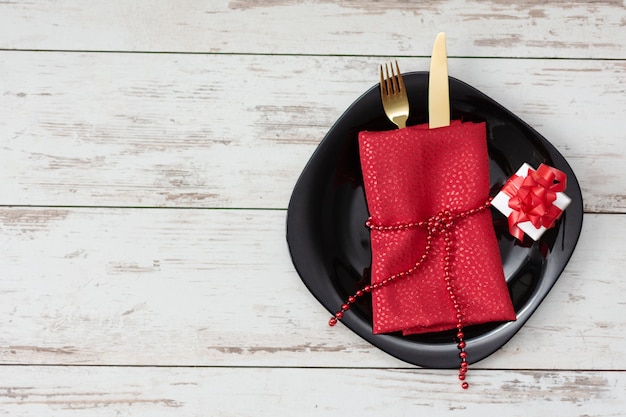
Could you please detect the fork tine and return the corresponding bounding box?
[390,62,399,94]
[385,64,393,96]
[379,64,386,96]
[395,60,405,94]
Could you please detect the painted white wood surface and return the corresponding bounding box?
[0,0,624,59]
[0,209,624,371]
[0,366,623,417]
[1,53,624,212]
[1,1,625,415]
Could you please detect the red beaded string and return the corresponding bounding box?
[328,198,493,390]
[442,227,469,389]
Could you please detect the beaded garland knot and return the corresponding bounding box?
[328,197,494,389]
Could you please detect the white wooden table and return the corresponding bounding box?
[1,2,625,415]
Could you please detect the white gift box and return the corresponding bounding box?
[492,163,571,241]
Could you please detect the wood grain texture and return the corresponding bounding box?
[1,52,624,212]
[0,366,623,417]
[0,0,624,58]
[0,208,623,370]
[1,1,625,414]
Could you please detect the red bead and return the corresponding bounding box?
[364,286,371,292]
[457,331,464,339]
[462,382,469,389]
[335,312,344,319]
[356,290,363,297]
[459,351,467,359]
[458,341,466,349]
[341,304,349,311]
[461,360,468,369]
[348,296,356,303]
[458,373,466,380]
[459,367,468,374]
[328,317,337,326]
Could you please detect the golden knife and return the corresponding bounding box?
[428,32,450,129]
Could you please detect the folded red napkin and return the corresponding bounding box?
[356,120,516,336]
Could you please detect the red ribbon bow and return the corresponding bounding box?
[502,164,567,241]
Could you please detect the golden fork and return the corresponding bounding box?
[380,60,409,129]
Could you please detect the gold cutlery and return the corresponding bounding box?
[428,32,450,129]
[380,60,409,129]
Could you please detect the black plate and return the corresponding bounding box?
[286,72,583,368]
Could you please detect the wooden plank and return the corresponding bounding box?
[0,208,623,369]
[0,366,623,416]
[0,1,624,59]
[1,52,624,212]
[1,3,622,415]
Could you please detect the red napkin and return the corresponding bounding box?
[358,120,516,336]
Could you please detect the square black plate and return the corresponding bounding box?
[286,72,583,368]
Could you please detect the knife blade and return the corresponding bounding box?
[428,32,450,129]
